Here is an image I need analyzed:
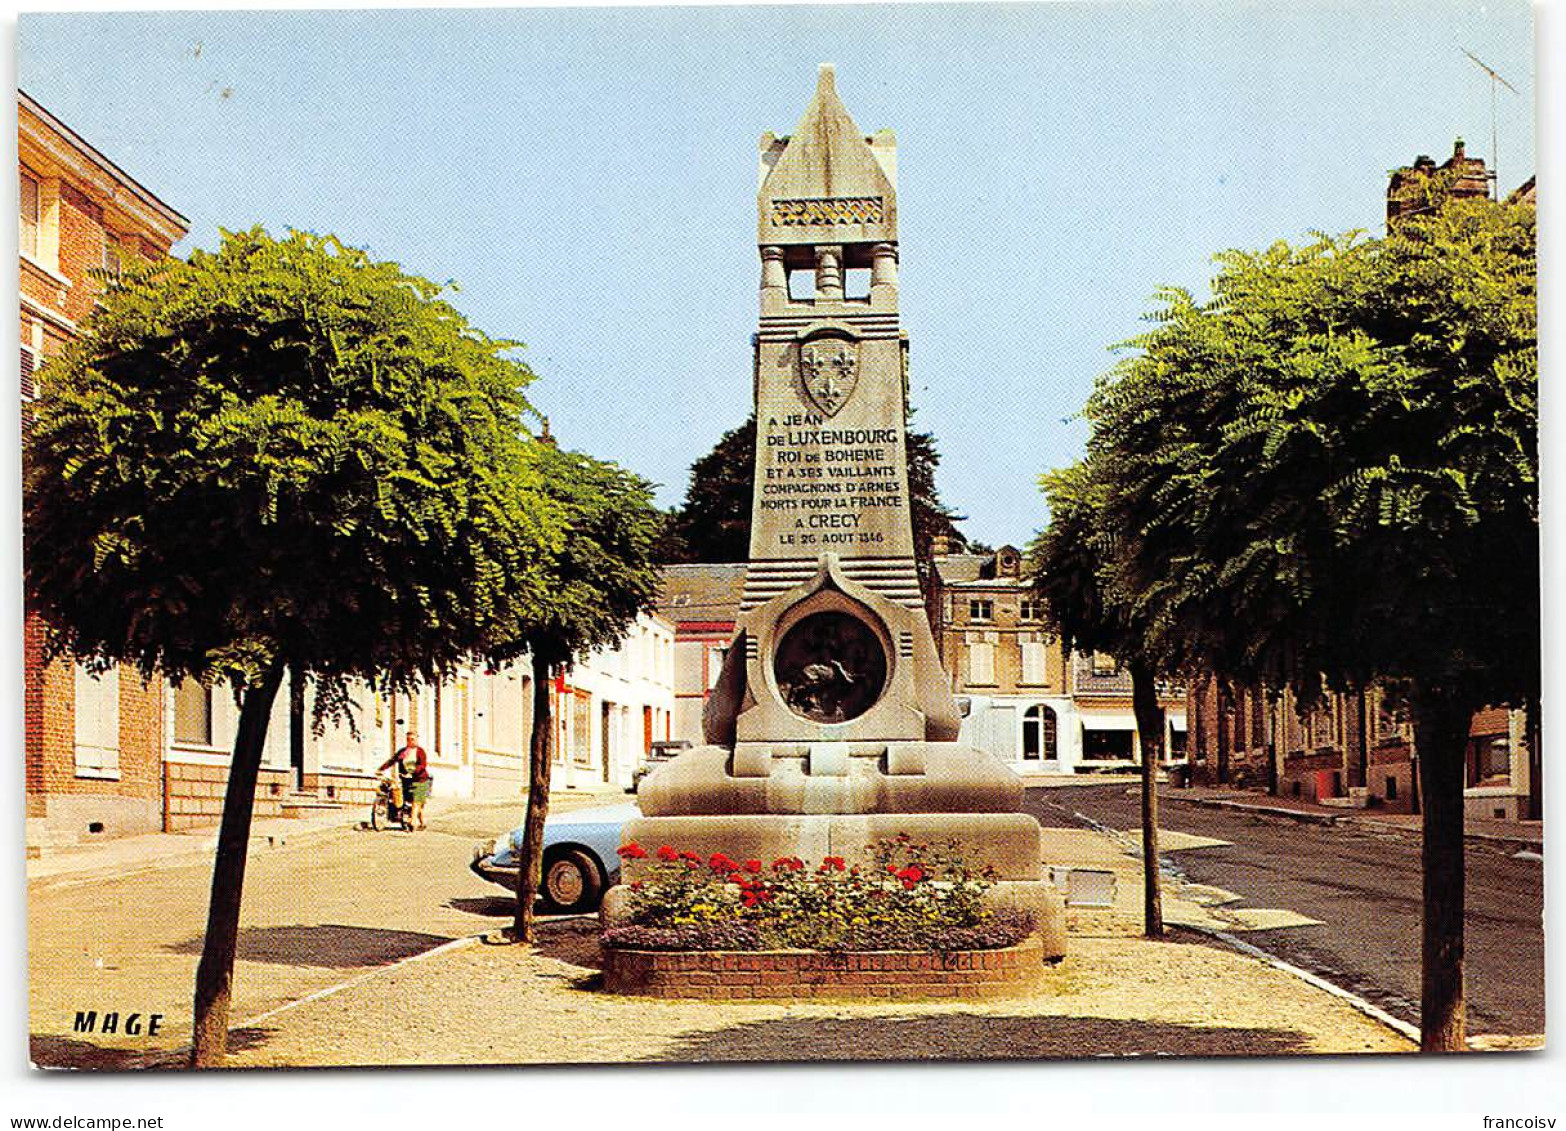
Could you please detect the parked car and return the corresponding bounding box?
[469,802,639,914]
[629,738,691,793]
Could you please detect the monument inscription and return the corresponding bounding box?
[619,65,1064,962]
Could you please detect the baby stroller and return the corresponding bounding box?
[370,764,416,831]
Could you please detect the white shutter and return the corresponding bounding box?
[1021,641,1045,685]
[969,642,995,685]
[73,664,120,776]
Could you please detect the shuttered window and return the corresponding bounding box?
[968,642,995,685]
[74,664,120,777]
[173,679,213,746]
[1020,641,1046,685]
[20,171,39,258]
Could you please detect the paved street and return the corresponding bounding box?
[28,800,541,1068]
[1023,783,1545,1037]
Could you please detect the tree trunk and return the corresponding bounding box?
[190,660,287,1068]
[512,653,556,943]
[1215,685,1231,785]
[1130,661,1165,939]
[1410,684,1474,1053]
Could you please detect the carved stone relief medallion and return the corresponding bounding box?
[799,336,858,417]
[774,611,887,724]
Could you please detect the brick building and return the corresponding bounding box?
[22,91,190,848]
[1386,137,1491,224]
[929,540,1185,773]
[657,563,747,746]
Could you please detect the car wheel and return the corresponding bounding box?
[541,849,603,914]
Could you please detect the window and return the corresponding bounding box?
[1020,641,1046,685]
[1022,705,1057,760]
[1019,599,1043,622]
[1091,651,1119,677]
[968,642,995,685]
[1470,735,1511,786]
[968,599,993,623]
[74,664,120,777]
[103,232,139,277]
[20,171,39,259]
[1083,728,1133,761]
[173,679,213,746]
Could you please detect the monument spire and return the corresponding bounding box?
[621,72,1064,968]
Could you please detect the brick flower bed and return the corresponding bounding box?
[602,937,1044,1000]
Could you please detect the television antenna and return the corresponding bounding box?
[1460,46,1518,198]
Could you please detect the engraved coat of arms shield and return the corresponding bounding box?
[798,336,858,417]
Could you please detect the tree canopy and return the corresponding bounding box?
[1084,196,1536,710]
[662,413,969,571]
[25,227,564,707]
[518,441,664,669]
[1067,190,1535,1050]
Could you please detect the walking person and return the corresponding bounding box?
[379,730,432,830]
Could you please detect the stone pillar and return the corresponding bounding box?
[760,245,787,298]
[814,244,844,301]
[871,242,899,302]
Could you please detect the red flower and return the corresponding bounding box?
[630,880,644,890]
[680,850,702,863]
[726,872,747,885]
[822,856,846,871]
[771,856,803,873]
[617,842,648,860]
[709,853,737,873]
[885,864,898,875]
[744,859,763,873]
[656,845,679,862]
[684,858,701,870]
[896,864,925,890]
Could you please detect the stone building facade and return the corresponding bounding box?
[929,541,1186,773]
[22,91,190,848]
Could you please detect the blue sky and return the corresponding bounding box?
[18,2,1536,547]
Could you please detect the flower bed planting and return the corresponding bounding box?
[603,834,1035,953]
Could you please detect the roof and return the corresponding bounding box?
[19,90,189,235]
[933,554,989,586]
[657,563,747,624]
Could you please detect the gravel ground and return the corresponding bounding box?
[216,919,1413,1068]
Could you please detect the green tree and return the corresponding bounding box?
[1029,460,1165,937]
[665,414,969,578]
[1084,194,1536,1051]
[24,228,565,1066]
[508,442,663,944]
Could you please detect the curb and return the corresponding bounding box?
[1180,923,1421,1045]
[1167,795,1544,853]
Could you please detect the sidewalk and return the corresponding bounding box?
[1164,784,1543,852]
[24,784,633,887]
[196,818,1417,1069]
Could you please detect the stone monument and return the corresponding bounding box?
[622,66,1065,955]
